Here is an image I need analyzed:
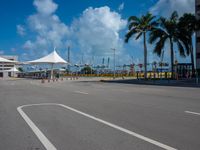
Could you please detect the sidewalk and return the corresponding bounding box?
[100,78,200,88]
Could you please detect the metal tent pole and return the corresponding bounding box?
[51,63,54,80]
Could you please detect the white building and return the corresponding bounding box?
[0,55,18,78]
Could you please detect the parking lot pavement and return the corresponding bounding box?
[0,79,200,150]
[20,104,167,150]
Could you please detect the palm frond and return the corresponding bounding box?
[128,16,140,23]
[170,11,178,21]
[153,37,167,57]
[135,32,143,40]
[177,40,186,57]
[176,32,190,55]
[128,22,139,30]
[158,17,167,29]
[178,13,197,35]
[149,28,167,44]
[146,12,156,23]
[125,28,138,43]
[150,20,159,27]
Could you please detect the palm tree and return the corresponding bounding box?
[178,13,199,74]
[125,12,157,79]
[149,11,187,79]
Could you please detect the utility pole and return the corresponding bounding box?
[107,57,110,68]
[111,48,116,79]
[81,55,84,65]
[102,58,105,65]
[67,46,70,73]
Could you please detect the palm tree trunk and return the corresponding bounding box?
[143,32,147,79]
[170,38,174,79]
[190,38,195,76]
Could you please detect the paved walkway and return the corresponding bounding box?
[100,78,200,88]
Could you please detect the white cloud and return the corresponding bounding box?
[23,40,35,50]
[17,25,26,36]
[22,0,69,58]
[150,0,195,17]
[20,1,128,63]
[72,6,127,57]
[118,2,124,11]
[33,0,58,15]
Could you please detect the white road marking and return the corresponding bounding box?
[17,103,177,150]
[17,105,57,150]
[185,111,200,116]
[74,91,89,95]
[59,104,177,150]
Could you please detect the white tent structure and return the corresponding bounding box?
[27,50,68,79]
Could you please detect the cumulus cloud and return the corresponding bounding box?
[118,2,124,11]
[23,40,35,50]
[72,6,127,57]
[17,25,26,36]
[150,0,195,17]
[22,0,69,58]
[20,0,127,63]
[33,0,58,15]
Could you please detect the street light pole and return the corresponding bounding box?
[67,46,70,74]
[111,48,116,79]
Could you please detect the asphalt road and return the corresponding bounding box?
[0,78,200,150]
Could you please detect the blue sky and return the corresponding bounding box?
[0,0,195,66]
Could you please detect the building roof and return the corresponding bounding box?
[27,50,68,64]
[0,56,18,63]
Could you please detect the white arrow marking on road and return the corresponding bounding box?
[185,111,200,116]
[17,103,177,150]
